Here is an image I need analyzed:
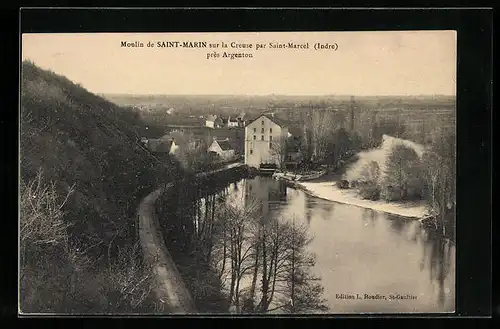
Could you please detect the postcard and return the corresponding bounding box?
[20,30,456,315]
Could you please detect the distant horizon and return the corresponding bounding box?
[101,92,456,98]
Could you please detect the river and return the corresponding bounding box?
[223,176,455,314]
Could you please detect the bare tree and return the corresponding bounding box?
[303,109,352,166]
[421,127,456,236]
[20,169,155,313]
[267,216,328,314]
[20,169,74,254]
[212,199,260,312]
[383,144,422,200]
[309,109,335,162]
[249,216,328,314]
[210,197,328,315]
[269,136,288,169]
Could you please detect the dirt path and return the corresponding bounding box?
[137,162,245,313]
[138,184,196,314]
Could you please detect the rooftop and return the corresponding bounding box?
[216,139,233,151]
[246,114,288,127]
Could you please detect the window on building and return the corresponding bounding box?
[253,127,256,133]
[250,149,253,154]
[261,135,264,140]
[269,135,273,141]
[269,142,272,149]
[253,135,256,140]
[261,128,264,133]
[261,120,264,125]
[270,128,273,133]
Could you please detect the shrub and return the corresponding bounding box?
[360,160,381,183]
[381,185,403,202]
[337,180,350,189]
[20,169,155,313]
[358,182,381,200]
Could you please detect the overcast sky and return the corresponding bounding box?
[22,31,456,96]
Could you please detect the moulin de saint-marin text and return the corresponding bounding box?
[120,41,317,49]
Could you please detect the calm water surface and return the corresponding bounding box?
[226,176,455,313]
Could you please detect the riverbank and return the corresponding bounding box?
[284,134,428,219]
[290,180,427,219]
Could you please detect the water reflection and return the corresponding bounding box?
[361,208,377,227]
[226,177,455,313]
[420,229,454,308]
[386,213,408,235]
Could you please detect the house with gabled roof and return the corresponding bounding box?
[208,137,236,161]
[144,130,197,158]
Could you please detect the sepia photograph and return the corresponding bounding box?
[19,30,456,315]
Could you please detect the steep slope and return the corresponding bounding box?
[20,61,184,312]
[21,61,184,242]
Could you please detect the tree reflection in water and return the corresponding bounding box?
[427,229,453,307]
[305,197,314,225]
[322,203,333,219]
[386,213,409,235]
[384,213,454,308]
[414,224,454,307]
[362,208,377,227]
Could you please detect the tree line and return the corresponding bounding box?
[270,108,408,172]
[344,127,456,238]
[267,106,455,238]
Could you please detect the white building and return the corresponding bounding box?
[205,115,216,128]
[227,116,239,128]
[208,138,235,161]
[145,131,197,157]
[206,114,223,129]
[244,114,289,168]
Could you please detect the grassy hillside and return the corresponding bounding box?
[20,61,184,313]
